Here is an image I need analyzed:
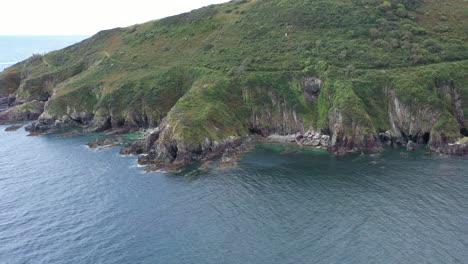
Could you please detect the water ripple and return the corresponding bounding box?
[1,128,468,263]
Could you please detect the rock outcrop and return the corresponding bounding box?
[430,141,468,156]
[4,125,23,132]
[120,140,145,155]
[87,137,123,149]
[0,100,44,124]
[267,130,330,149]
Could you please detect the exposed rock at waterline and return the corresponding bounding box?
[266,130,330,149]
[407,140,417,151]
[87,137,123,149]
[4,125,23,132]
[120,140,144,155]
[0,100,44,124]
[430,140,468,156]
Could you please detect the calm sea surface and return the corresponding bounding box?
[1,37,468,264]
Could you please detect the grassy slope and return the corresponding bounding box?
[1,0,468,146]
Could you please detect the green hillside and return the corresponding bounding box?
[1,0,468,166]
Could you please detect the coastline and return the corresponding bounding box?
[3,119,467,173]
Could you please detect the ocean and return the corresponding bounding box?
[1,37,468,264]
[0,36,86,71]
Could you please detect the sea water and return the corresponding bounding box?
[1,37,468,264]
[1,126,468,264]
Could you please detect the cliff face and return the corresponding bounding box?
[1,0,468,166]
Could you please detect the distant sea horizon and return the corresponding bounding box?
[0,35,88,71]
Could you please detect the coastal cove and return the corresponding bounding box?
[1,0,468,169]
[2,124,468,263]
[1,1,468,262]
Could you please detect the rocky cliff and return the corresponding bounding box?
[1,0,467,167]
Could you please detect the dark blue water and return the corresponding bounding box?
[1,124,468,264]
[0,36,86,71]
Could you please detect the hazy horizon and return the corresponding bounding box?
[0,0,228,36]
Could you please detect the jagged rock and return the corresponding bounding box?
[87,137,123,149]
[110,117,126,129]
[26,121,55,134]
[311,139,321,147]
[378,131,407,148]
[144,134,245,168]
[200,137,244,162]
[267,130,331,149]
[328,108,381,154]
[321,135,330,147]
[388,89,437,142]
[87,116,111,132]
[0,96,9,105]
[431,142,468,156]
[379,131,392,146]
[27,107,92,134]
[301,77,322,102]
[138,154,152,166]
[7,95,16,106]
[120,140,144,155]
[295,133,304,142]
[267,134,296,143]
[125,110,149,128]
[142,126,163,152]
[0,100,44,124]
[407,140,417,151]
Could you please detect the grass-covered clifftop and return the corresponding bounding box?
[1,0,468,164]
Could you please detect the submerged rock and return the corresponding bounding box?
[105,127,132,136]
[4,125,23,132]
[87,137,123,149]
[55,130,82,138]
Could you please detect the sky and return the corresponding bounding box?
[0,0,229,36]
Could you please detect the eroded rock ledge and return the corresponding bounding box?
[267,131,330,149]
[0,97,45,125]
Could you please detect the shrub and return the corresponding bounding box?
[369,28,380,38]
[433,24,449,33]
[423,39,443,53]
[378,1,392,12]
[395,7,408,18]
[202,43,214,52]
